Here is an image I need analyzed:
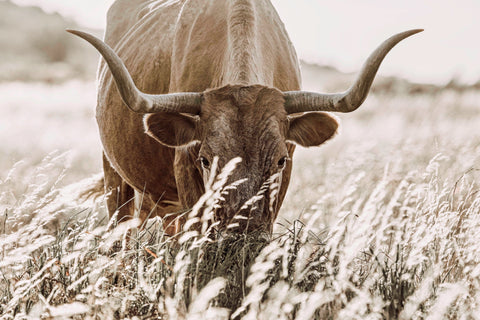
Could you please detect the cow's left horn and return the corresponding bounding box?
[66,30,202,114]
[284,29,423,114]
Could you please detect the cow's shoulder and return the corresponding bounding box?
[104,0,145,47]
[104,0,183,48]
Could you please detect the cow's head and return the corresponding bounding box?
[67,29,422,234]
[144,84,338,232]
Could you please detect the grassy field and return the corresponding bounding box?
[1,78,479,319]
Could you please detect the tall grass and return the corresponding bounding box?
[1,89,479,319]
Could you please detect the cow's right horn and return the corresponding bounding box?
[283,29,423,114]
[67,30,202,114]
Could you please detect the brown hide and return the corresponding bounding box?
[97,0,329,234]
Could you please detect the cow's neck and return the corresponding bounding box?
[224,0,261,85]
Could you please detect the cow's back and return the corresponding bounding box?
[169,0,301,91]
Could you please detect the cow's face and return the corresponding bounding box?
[144,85,338,233]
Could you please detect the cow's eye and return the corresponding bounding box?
[277,156,288,169]
[199,156,210,169]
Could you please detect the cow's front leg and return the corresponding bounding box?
[103,153,135,223]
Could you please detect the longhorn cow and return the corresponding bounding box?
[70,0,421,235]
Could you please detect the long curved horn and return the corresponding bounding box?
[284,29,423,114]
[66,30,202,114]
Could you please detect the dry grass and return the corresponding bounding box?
[0,83,479,319]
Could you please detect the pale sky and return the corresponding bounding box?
[11,0,480,85]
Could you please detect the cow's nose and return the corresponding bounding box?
[231,200,267,231]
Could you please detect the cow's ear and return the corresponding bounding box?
[144,113,199,147]
[287,112,338,147]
